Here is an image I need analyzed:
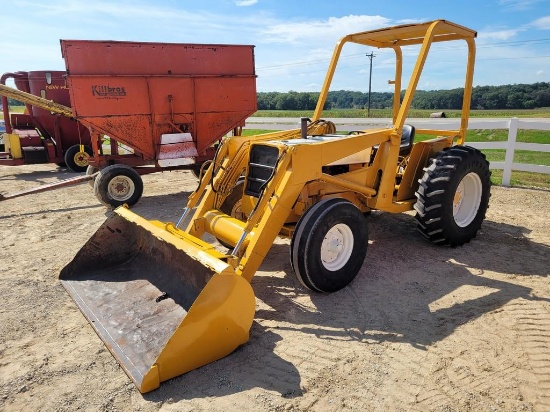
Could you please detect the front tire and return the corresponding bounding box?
[64,144,93,172]
[217,180,245,248]
[220,180,245,221]
[291,198,368,293]
[414,145,491,246]
[93,164,143,207]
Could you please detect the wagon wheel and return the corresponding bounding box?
[290,198,368,293]
[86,165,99,187]
[64,144,93,172]
[414,145,491,246]
[190,164,203,179]
[93,164,144,208]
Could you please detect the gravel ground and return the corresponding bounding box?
[1,164,549,411]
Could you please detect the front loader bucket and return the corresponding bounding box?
[60,207,255,393]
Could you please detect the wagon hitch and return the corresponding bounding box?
[0,173,96,201]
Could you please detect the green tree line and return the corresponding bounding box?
[1,97,25,106]
[257,82,550,111]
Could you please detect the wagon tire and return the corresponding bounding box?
[64,144,93,172]
[190,164,203,179]
[86,165,99,187]
[414,145,491,247]
[93,164,143,208]
[291,198,368,293]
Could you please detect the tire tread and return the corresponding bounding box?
[414,145,491,247]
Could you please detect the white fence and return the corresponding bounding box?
[245,117,550,186]
[466,117,550,186]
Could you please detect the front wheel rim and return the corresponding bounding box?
[230,200,245,221]
[453,172,482,227]
[320,223,354,271]
[108,176,135,201]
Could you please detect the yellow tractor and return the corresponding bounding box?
[60,20,491,392]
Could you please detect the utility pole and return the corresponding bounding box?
[366,52,375,118]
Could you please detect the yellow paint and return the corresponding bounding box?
[140,272,255,393]
[3,133,23,159]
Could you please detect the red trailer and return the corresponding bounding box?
[0,71,92,171]
[61,40,257,207]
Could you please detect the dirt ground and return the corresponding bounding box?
[0,164,549,412]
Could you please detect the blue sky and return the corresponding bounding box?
[2,0,549,93]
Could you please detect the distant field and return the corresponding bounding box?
[5,106,26,114]
[253,108,550,118]
[6,106,550,118]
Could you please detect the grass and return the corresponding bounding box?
[8,106,550,118]
[489,170,550,189]
[7,106,26,113]
[7,106,550,118]
[467,129,550,189]
[253,108,550,118]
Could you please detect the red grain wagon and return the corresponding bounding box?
[61,40,257,207]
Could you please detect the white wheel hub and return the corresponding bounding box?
[108,176,135,201]
[453,172,482,227]
[321,223,354,271]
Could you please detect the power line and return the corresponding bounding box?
[257,54,550,79]
[256,37,550,72]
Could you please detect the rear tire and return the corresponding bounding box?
[64,144,93,172]
[291,198,368,293]
[414,145,491,246]
[93,164,143,207]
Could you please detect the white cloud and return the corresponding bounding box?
[261,15,391,44]
[498,0,542,10]
[536,70,545,75]
[16,0,180,19]
[235,0,258,5]
[531,16,550,29]
[478,29,521,40]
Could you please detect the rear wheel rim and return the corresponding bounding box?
[320,223,354,271]
[453,172,482,227]
[108,176,135,201]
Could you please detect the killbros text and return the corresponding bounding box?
[92,85,126,97]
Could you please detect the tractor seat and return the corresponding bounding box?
[398,124,416,156]
[372,124,416,157]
